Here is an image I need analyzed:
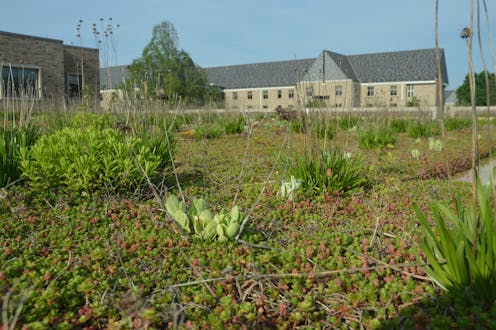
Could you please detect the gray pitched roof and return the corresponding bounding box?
[348,48,449,84]
[100,65,129,90]
[306,51,359,82]
[205,58,315,89]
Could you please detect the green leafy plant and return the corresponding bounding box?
[356,126,395,149]
[277,175,302,201]
[389,119,409,133]
[289,149,366,196]
[66,112,114,130]
[20,127,164,193]
[445,117,472,131]
[219,115,245,135]
[411,149,422,160]
[165,195,242,241]
[339,116,361,130]
[193,124,223,140]
[407,120,440,138]
[428,138,443,151]
[415,181,496,304]
[0,126,40,187]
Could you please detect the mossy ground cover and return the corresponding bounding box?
[1,111,496,329]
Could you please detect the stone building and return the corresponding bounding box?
[0,31,99,106]
[205,48,449,110]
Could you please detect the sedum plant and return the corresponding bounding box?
[415,181,496,304]
[165,195,242,242]
[277,175,302,202]
[428,137,443,151]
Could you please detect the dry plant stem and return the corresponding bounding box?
[435,0,453,192]
[468,0,479,257]
[232,112,251,207]
[235,128,290,241]
[155,262,429,291]
[477,0,494,190]
[482,0,496,200]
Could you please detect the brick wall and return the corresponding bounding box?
[0,31,65,101]
[0,31,99,107]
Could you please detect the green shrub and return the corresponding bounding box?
[356,126,395,149]
[389,119,410,133]
[445,117,472,131]
[219,115,245,135]
[339,116,361,130]
[193,124,224,140]
[20,127,164,193]
[416,181,496,305]
[66,112,114,130]
[0,126,40,187]
[407,120,440,138]
[289,149,366,196]
[313,120,336,140]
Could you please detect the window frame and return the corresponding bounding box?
[66,72,83,99]
[277,90,282,99]
[288,89,294,99]
[263,90,268,99]
[367,86,374,97]
[390,85,397,97]
[1,64,42,99]
[335,85,342,97]
[232,91,238,100]
[247,91,253,100]
[407,84,414,99]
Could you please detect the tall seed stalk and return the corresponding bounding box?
[435,0,453,192]
[466,0,479,256]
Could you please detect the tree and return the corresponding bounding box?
[127,21,221,104]
[455,71,496,106]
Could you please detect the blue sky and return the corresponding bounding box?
[2,0,495,89]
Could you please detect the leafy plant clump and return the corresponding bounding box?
[415,181,496,305]
[219,115,245,135]
[356,126,395,149]
[289,149,366,196]
[0,125,40,187]
[166,195,242,241]
[20,127,166,194]
[193,124,224,140]
[407,120,440,138]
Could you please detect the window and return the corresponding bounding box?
[407,84,414,99]
[232,91,238,100]
[390,85,397,96]
[2,65,40,98]
[288,89,294,99]
[391,103,397,107]
[277,90,282,99]
[247,91,253,100]
[306,86,313,98]
[67,73,82,98]
[335,85,342,97]
[263,105,268,109]
[263,90,268,99]
[367,86,374,97]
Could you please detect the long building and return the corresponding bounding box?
[205,48,449,110]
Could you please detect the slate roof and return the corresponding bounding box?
[348,48,449,84]
[100,65,129,90]
[205,48,448,89]
[205,58,315,89]
[444,90,458,104]
[100,48,449,91]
